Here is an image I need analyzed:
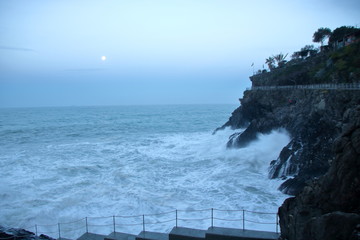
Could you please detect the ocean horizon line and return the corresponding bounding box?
[0,103,238,110]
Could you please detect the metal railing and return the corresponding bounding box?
[246,83,360,91]
[1,208,279,239]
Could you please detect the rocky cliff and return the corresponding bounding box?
[217,41,360,195]
[0,225,55,240]
[216,40,360,240]
[218,88,360,195]
[278,106,360,240]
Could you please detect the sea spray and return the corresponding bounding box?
[0,105,289,238]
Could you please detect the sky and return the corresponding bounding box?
[0,0,359,107]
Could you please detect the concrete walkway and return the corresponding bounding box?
[74,227,280,240]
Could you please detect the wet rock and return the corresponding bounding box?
[278,177,307,196]
[218,88,360,195]
[278,107,360,240]
[0,226,55,240]
[268,138,303,179]
[303,212,360,240]
[0,227,34,240]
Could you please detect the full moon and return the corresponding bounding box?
[101,56,106,61]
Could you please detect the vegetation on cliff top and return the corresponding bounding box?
[257,26,360,82]
[251,26,360,86]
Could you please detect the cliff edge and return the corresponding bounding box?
[218,88,360,195]
[216,33,360,240]
[217,41,360,195]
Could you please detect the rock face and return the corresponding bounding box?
[278,107,360,240]
[215,39,360,239]
[218,88,360,195]
[0,226,55,240]
[216,42,360,195]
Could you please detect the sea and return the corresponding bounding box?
[0,105,289,238]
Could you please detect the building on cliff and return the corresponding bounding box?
[333,29,360,49]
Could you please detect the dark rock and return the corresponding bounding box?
[0,226,35,240]
[38,234,55,240]
[0,230,13,240]
[278,177,307,196]
[303,212,360,240]
[0,226,55,240]
[217,43,360,196]
[268,138,303,179]
[350,224,360,240]
[218,87,360,194]
[216,42,360,239]
[213,105,249,134]
[278,107,360,240]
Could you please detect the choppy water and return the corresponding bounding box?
[0,105,289,238]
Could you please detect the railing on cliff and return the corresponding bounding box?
[246,83,360,91]
[2,208,279,239]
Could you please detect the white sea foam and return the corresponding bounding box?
[0,106,290,238]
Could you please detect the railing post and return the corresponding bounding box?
[142,215,145,232]
[86,217,88,233]
[58,223,61,239]
[35,225,38,236]
[276,213,279,233]
[176,210,178,228]
[113,216,116,233]
[242,210,245,231]
[211,208,214,228]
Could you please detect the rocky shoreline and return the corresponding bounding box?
[217,89,360,239]
[217,88,360,195]
[279,106,360,240]
[0,226,55,240]
[215,39,360,239]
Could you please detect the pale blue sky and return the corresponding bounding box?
[1,0,359,107]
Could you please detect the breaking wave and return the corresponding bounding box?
[0,106,289,238]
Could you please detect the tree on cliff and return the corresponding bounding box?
[265,56,275,70]
[329,26,359,46]
[300,45,317,58]
[273,53,288,67]
[265,54,288,70]
[291,45,318,60]
[313,27,332,46]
